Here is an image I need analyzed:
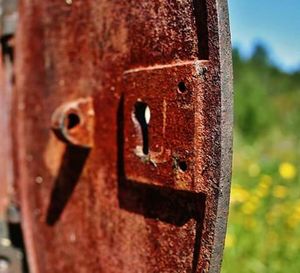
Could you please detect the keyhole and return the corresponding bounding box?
[134,101,151,155]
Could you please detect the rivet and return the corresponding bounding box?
[35,176,43,184]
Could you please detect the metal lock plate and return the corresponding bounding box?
[124,62,205,191]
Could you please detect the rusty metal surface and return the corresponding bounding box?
[11,0,233,272]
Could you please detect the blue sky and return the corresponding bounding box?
[228,0,300,72]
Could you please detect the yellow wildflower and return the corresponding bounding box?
[287,202,300,228]
[225,233,235,248]
[279,162,297,180]
[287,213,300,229]
[256,175,272,197]
[241,194,260,215]
[248,163,261,177]
[259,175,272,187]
[242,201,257,215]
[230,185,250,204]
[272,185,288,199]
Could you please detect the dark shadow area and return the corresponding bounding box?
[5,204,29,272]
[1,34,16,84]
[117,95,206,272]
[192,0,209,60]
[1,34,15,63]
[8,222,29,272]
[46,145,90,225]
[118,179,205,227]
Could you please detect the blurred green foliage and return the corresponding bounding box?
[234,44,300,142]
[222,44,300,273]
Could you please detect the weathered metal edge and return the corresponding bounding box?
[208,0,233,272]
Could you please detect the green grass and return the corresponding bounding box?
[222,45,300,273]
[222,132,300,273]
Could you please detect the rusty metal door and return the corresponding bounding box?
[1,0,233,272]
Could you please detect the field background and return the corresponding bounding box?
[222,45,300,273]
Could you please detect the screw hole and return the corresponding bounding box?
[178,160,188,172]
[178,81,187,93]
[67,113,80,129]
